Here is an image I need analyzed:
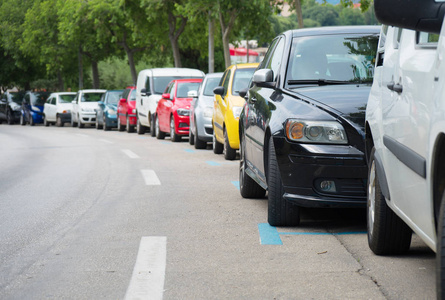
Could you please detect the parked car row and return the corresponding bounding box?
[3,19,444,295]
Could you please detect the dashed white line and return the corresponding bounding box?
[140,170,161,185]
[122,149,140,159]
[124,236,167,300]
[100,139,114,144]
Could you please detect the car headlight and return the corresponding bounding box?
[177,109,190,116]
[203,107,213,118]
[285,119,348,144]
[132,109,136,114]
[232,106,243,119]
[31,105,40,111]
[107,109,116,115]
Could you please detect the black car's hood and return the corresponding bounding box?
[291,84,370,129]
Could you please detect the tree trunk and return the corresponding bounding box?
[57,70,64,91]
[91,60,100,89]
[78,46,84,90]
[246,39,250,63]
[208,11,214,73]
[219,9,237,69]
[168,12,187,68]
[294,0,304,28]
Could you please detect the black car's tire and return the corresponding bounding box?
[29,114,35,126]
[213,129,223,154]
[170,117,181,142]
[43,115,49,127]
[239,135,266,198]
[103,116,109,131]
[117,115,125,131]
[7,110,13,125]
[224,129,236,160]
[189,126,195,145]
[194,123,207,149]
[20,113,26,126]
[155,115,165,140]
[136,115,146,135]
[150,114,156,137]
[268,136,300,227]
[437,193,445,299]
[127,116,134,133]
[56,116,63,127]
[367,147,412,255]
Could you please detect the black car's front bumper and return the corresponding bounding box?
[274,136,367,208]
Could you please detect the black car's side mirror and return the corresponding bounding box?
[253,69,275,88]
[141,88,151,97]
[213,86,225,96]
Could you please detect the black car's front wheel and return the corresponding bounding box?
[267,136,300,227]
[367,147,412,255]
[239,135,266,199]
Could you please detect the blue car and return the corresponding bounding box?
[95,90,123,131]
[20,91,51,126]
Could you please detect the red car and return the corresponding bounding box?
[155,78,203,142]
[117,86,136,132]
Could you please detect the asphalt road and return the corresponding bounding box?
[0,124,436,299]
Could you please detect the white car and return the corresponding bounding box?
[43,92,76,127]
[135,68,204,135]
[71,89,106,128]
[366,0,445,297]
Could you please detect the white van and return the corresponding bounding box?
[366,0,445,297]
[135,68,204,135]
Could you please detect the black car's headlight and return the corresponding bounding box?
[177,109,190,116]
[286,119,348,144]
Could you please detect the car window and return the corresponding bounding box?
[51,97,56,105]
[106,91,123,105]
[154,76,202,95]
[10,92,24,104]
[222,69,232,97]
[176,82,201,98]
[32,92,50,105]
[46,97,52,104]
[203,77,222,96]
[417,31,439,46]
[129,89,136,100]
[232,68,257,95]
[286,33,379,84]
[145,76,151,95]
[82,93,103,102]
[259,37,280,70]
[264,37,285,81]
[59,94,75,103]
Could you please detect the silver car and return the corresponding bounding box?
[189,72,223,149]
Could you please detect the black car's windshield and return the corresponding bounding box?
[106,90,123,105]
[59,94,75,103]
[81,92,104,102]
[154,76,202,94]
[286,33,379,86]
[232,68,256,95]
[203,77,222,96]
[32,92,50,105]
[10,92,24,104]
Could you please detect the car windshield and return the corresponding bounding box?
[203,77,222,96]
[129,89,136,101]
[176,82,201,98]
[286,33,379,85]
[153,76,202,94]
[10,92,24,104]
[81,92,104,102]
[232,68,256,95]
[106,90,123,104]
[32,92,50,105]
[59,94,75,103]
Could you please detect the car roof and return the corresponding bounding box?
[79,89,106,93]
[287,25,381,38]
[229,63,259,70]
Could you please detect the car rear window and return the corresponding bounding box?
[153,76,202,95]
[59,94,75,103]
[176,82,201,98]
[203,77,222,96]
[81,92,104,102]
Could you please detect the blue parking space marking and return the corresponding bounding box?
[138,136,149,139]
[161,141,171,145]
[206,161,221,166]
[231,181,240,190]
[258,223,366,245]
[184,149,195,153]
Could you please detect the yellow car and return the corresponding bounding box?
[212,63,259,160]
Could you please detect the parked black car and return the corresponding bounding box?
[0,91,25,124]
[239,26,380,226]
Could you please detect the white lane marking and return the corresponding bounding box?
[141,170,161,185]
[100,139,113,144]
[75,133,88,137]
[122,149,140,159]
[125,236,167,300]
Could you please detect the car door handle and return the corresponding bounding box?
[250,97,257,103]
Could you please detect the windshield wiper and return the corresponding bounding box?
[287,79,356,86]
